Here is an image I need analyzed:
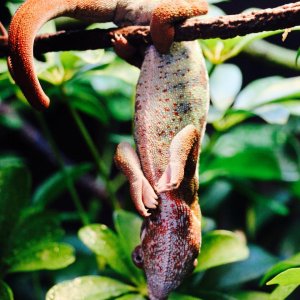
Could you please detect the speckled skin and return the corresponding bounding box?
[132,41,209,299]
[8,0,209,298]
[7,0,161,109]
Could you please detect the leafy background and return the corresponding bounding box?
[0,0,300,299]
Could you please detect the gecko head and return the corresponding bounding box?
[132,202,201,300]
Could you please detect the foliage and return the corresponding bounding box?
[1,0,300,300]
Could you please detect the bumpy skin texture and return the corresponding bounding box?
[135,41,208,299]
[7,0,161,109]
[9,0,209,298]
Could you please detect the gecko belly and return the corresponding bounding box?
[133,41,209,299]
[134,41,209,186]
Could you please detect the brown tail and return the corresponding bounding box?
[8,0,117,110]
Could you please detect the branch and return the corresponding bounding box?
[0,2,300,57]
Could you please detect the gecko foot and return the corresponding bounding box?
[114,142,158,218]
[130,176,159,217]
[156,161,184,193]
[111,32,143,68]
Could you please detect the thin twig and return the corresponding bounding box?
[0,2,300,57]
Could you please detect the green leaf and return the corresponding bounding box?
[202,149,282,181]
[211,124,287,157]
[0,281,13,300]
[235,76,300,110]
[117,295,146,300]
[234,77,283,110]
[267,268,300,286]
[113,210,145,285]
[196,230,249,272]
[64,82,109,124]
[201,180,232,213]
[169,292,203,300]
[296,47,300,66]
[253,104,290,125]
[7,243,75,273]
[262,252,300,284]
[201,30,282,64]
[46,276,136,300]
[210,64,242,111]
[200,245,278,289]
[113,210,142,261]
[32,163,92,207]
[0,158,30,258]
[79,224,131,279]
[4,212,75,273]
[91,76,134,121]
[230,291,269,300]
[269,285,298,300]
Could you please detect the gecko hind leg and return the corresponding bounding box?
[114,142,158,217]
[156,125,200,193]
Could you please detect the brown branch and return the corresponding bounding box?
[0,2,300,57]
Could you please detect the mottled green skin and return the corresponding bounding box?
[134,41,209,299]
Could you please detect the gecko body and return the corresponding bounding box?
[123,41,209,299]
[8,0,209,298]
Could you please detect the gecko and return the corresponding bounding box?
[7,0,209,299]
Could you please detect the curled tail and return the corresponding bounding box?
[8,0,117,110]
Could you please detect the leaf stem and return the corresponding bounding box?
[66,103,120,209]
[35,112,89,225]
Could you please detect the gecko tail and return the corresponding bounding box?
[8,0,117,110]
[8,0,73,110]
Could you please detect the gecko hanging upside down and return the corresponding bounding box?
[8,0,209,299]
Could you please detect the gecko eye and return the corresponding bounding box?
[132,245,144,269]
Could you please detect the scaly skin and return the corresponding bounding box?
[133,41,209,299]
[7,0,161,109]
[8,0,209,298]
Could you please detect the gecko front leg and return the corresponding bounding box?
[114,142,158,217]
[156,124,200,193]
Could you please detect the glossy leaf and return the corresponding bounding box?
[253,104,290,124]
[210,64,242,111]
[32,163,92,207]
[91,76,134,121]
[201,30,281,64]
[113,210,142,260]
[169,293,203,300]
[234,77,283,109]
[46,276,136,300]
[230,291,269,300]
[0,281,13,300]
[262,252,300,284]
[267,268,300,286]
[79,224,130,279]
[235,76,300,110]
[4,211,70,273]
[269,285,298,300]
[117,295,146,300]
[7,243,75,273]
[113,210,145,285]
[202,149,282,181]
[64,81,109,124]
[201,245,278,288]
[196,230,249,272]
[211,124,287,157]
